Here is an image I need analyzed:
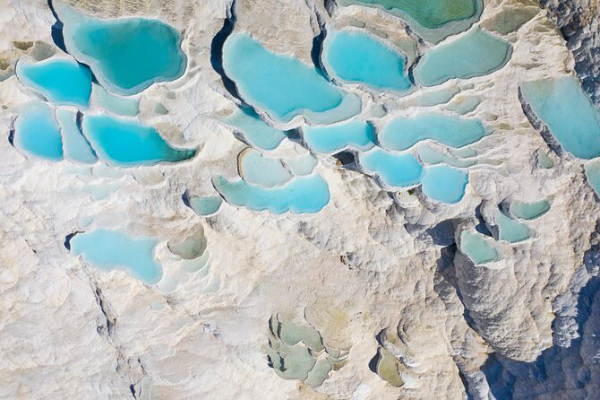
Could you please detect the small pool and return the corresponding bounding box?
[520,76,600,160]
[70,229,163,284]
[417,145,475,168]
[460,231,500,265]
[189,196,223,216]
[238,148,292,187]
[323,30,412,93]
[221,107,287,151]
[91,85,140,116]
[421,165,468,204]
[414,28,512,87]
[303,120,376,154]
[379,113,486,151]
[508,200,550,220]
[14,101,63,160]
[492,209,532,243]
[16,57,92,107]
[56,109,97,164]
[284,154,318,176]
[416,87,460,107]
[55,3,186,95]
[222,33,361,124]
[213,174,330,214]
[444,96,481,115]
[359,148,424,188]
[82,114,196,166]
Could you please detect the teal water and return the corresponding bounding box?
[303,120,376,154]
[509,200,550,220]
[222,33,360,124]
[222,107,286,151]
[460,231,500,265]
[444,96,481,114]
[414,28,512,87]
[417,145,475,168]
[14,101,63,160]
[359,148,424,188]
[521,76,600,159]
[416,87,460,106]
[189,196,223,216]
[586,162,600,197]
[56,3,186,95]
[380,113,486,151]
[92,85,139,116]
[284,154,318,176]
[70,229,162,284]
[421,165,468,203]
[213,174,330,214]
[324,30,412,93]
[239,149,292,187]
[493,209,532,243]
[56,109,97,164]
[82,114,195,166]
[16,58,92,107]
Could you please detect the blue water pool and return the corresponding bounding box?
[521,76,600,160]
[70,229,162,284]
[82,114,195,166]
[421,165,468,203]
[416,145,475,168]
[284,154,318,176]
[492,209,532,243]
[359,148,424,188]
[16,57,92,107]
[189,196,223,216]
[239,148,292,187]
[222,107,287,151]
[303,120,376,154]
[460,231,500,265]
[55,3,186,95]
[92,85,139,116]
[213,174,330,214]
[508,200,550,220]
[222,33,361,124]
[14,101,63,160]
[56,109,97,164]
[414,28,512,87]
[380,113,486,151]
[323,30,412,93]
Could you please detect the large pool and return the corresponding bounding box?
[302,120,376,154]
[14,101,63,161]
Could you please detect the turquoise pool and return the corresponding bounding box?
[460,231,500,265]
[414,28,512,87]
[222,107,286,151]
[56,3,186,95]
[14,101,63,160]
[379,113,486,151]
[189,196,223,216]
[521,76,600,160]
[82,114,195,166]
[323,30,412,93]
[421,165,468,204]
[70,229,162,284]
[213,174,330,214]
[239,149,292,187]
[359,148,424,188]
[222,33,360,124]
[493,209,532,243]
[92,85,140,116]
[509,200,550,220]
[16,57,92,107]
[303,120,376,154]
[56,109,97,164]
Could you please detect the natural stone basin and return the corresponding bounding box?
[491,209,532,243]
[56,109,97,164]
[16,57,92,107]
[323,29,412,93]
[508,200,550,220]
[82,114,196,166]
[238,148,292,188]
[222,33,361,124]
[14,101,63,161]
[414,28,512,87]
[421,165,468,204]
[460,231,500,265]
[55,3,186,95]
[69,229,163,284]
[520,76,600,160]
[221,107,287,151]
[91,85,139,117]
[188,196,223,216]
[302,120,376,154]
[359,148,424,188]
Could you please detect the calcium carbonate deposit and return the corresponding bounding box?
[2,0,600,399]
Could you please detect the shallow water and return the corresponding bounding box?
[56,109,97,164]
[444,96,481,115]
[359,148,424,188]
[70,229,162,284]
[284,154,318,176]
[213,174,330,214]
[223,33,360,124]
[189,196,223,216]
[239,149,292,187]
[460,231,500,265]
[222,107,286,151]
[82,114,195,166]
[421,165,468,203]
[416,87,460,107]
[417,145,475,168]
[414,28,512,87]
[586,163,600,197]
[509,200,551,220]
[493,209,532,243]
[56,3,186,95]
[323,30,412,93]
[303,120,376,154]
[16,58,92,107]
[91,85,139,116]
[380,113,486,151]
[521,76,600,159]
[14,101,63,160]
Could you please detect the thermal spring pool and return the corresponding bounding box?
[238,148,292,187]
[222,33,361,124]
[520,76,600,160]
[302,120,376,154]
[421,165,469,204]
[460,231,500,265]
[189,196,223,216]
[56,109,97,164]
[91,85,140,117]
[323,30,412,93]
[82,114,196,166]
[69,229,162,284]
[359,148,424,188]
[16,57,92,107]
[14,101,63,161]
[492,209,532,243]
[221,107,287,151]
[508,200,551,220]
